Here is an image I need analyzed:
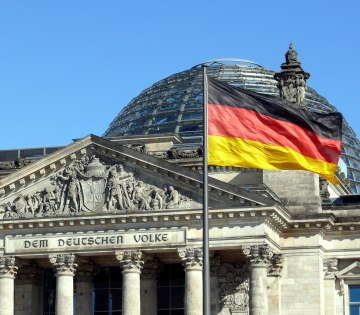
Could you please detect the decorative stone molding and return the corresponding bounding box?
[49,253,77,276]
[115,250,144,272]
[178,248,203,271]
[323,258,338,279]
[219,263,249,314]
[242,244,273,267]
[166,147,203,160]
[268,254,284,277]
[0,256,18,279]
[126,144,145,153]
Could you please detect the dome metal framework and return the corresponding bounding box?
[103,61,360,193]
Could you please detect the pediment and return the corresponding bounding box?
[0,135,275,220]
[337,262,360,278]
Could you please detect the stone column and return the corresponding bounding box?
[178,248,203,315]
[0,256,17,315]
[116,250,144,315]
[15,263,43,315]
[243,245,273,315]
[49,254,77,315]
[75,261,95,315]
[141,259,161,315]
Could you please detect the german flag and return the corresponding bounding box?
[207,77,343,184]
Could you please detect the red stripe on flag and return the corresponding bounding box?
[208,103,341,164]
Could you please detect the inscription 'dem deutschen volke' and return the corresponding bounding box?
[5,229,186,254]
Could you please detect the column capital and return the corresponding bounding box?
[0,256,18,279]
[242,244,273,267]
[178,248,203,271]
[49,253,77,276]
[115,250,144,273]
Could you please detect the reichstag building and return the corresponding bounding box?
[1,45,360,315]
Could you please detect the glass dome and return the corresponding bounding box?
[103,60,360,193]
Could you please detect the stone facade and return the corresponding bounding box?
[0,134,359,315]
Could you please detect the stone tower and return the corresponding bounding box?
[274,43,310,108]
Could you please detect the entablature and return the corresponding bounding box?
[0,206,287,233]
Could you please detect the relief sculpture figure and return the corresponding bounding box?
[131,181,150,211]
[0,155,192,218]
[149,187,164,210]
[165,186,179,208]
[57,171,81,214]
[106,167,132,211]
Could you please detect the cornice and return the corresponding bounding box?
[0,136,94,189]
[0,206,285,231]
[1,201,357,235]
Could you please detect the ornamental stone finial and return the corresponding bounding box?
[0,256,18,279]
[49,254,77,276]
[178,248,203,270]
[285,42,298,63]
[274,43,310,108]
[115,250,144,273]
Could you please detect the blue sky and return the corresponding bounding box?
[0,0,359,149]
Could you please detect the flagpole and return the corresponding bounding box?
[202,64,210,315]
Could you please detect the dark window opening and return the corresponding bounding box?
[157,263,185,315]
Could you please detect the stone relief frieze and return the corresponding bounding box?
[0,155,193,219]
[277,75,307,106]
[219,263,249,314]
[274,43,310,108]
